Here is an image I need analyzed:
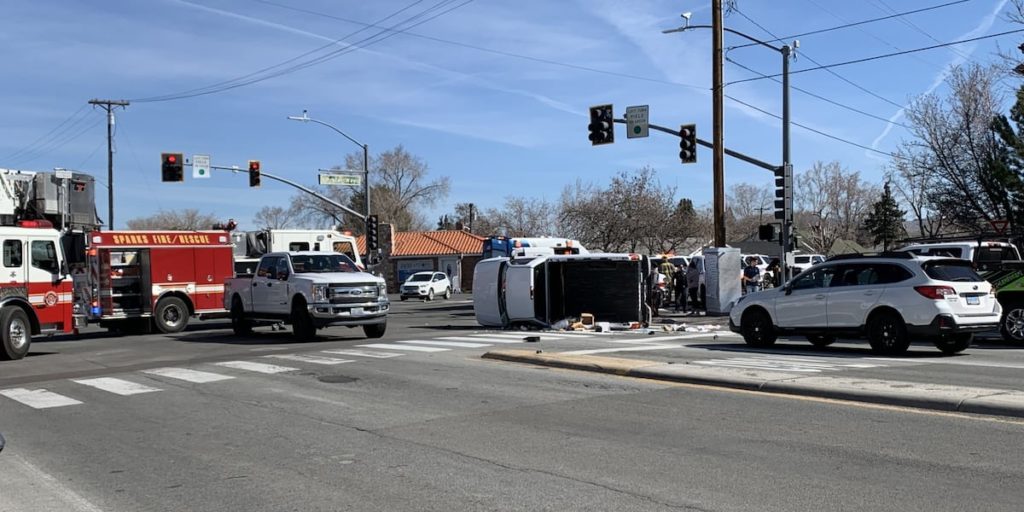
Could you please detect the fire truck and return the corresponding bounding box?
[76,230,234,334]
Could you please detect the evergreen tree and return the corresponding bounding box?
[863,182,906,250]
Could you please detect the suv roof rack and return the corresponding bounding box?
[826,251,915,261]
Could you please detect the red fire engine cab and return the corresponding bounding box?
[76,230,234,334]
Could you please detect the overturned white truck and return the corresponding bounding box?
[473,253,653,328]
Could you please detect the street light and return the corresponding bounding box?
[287,110,371,251]
[662,15,797,281]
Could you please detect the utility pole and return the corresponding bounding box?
[711,0,726,247]
[88,99,129,229]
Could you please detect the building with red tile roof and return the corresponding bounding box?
[358,229,485,292]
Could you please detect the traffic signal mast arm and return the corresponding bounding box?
[611,118,777,172]
[199,162,367,221]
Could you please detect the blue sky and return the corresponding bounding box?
[0,0,1018,230]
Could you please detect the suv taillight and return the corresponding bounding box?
[914,285,957,300]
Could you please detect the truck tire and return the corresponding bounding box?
[231,297,252,336]
[363,322,386,339]
[0,307,31,360]
[154,297,189,334]
[291,300,316,340]
[1000,302,1024,342]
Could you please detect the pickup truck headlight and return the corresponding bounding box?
[312,284,329,303]
[378,283,387,297]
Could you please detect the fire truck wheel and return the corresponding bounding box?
[231,298,252,336]
[291,301,316,340]
[0,307,31,360]
[363,322,386,339]
[154,297,189,334]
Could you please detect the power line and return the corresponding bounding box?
[730,0,971,49]
[3,105,89,162]
[725,56,911,129]
[131,0,472,103]
[733,8,905,109]
[728,27,1024,85]
[868,0,974,62]
[251,0,903,160]
[725,94,903,159]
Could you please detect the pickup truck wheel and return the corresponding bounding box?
[935,333,972,355]
[363,322,386,339]
[444,287,452,300]
[426,289,434,301]
[154,297,189,334]
[0,307,31,360]
[231,298,252,335]
[291,301,316,340]
[867,311,910,355]
[999,302,1024,342]
[741,309,776,347]
[807,335,836,347]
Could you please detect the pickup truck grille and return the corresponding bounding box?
[328,283,379,304]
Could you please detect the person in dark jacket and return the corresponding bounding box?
[673,265,687,311]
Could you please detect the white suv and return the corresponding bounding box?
[729,253,1001,355]
[400,271,452,301]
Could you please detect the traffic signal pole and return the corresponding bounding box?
[88,99,129,228]
[198,162,366,221]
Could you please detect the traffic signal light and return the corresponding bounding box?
[588,104,614,146]
[366,215,380,251]
[679,124,697,164]
[774,164,793,222]
[161,152,184,182]
[248,160,261,187]
[758,224,776,241]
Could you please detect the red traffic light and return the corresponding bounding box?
[248,160,260,171]
[167,154,177,163]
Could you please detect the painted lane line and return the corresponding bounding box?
[72,377,162,396]
[560,344,681,356]
[0,388,82,409]
[266,354,353,365]
[214,361,299,374]
[867,357,1024,370]
[142,367,235,383]
[437,336,522,344]
[399,340,491,348]
[322,349,404,359]
[358,343,449,352]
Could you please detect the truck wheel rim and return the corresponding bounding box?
[1008,309,1024,339]
[163,305,182,325]
[9,317,27,350]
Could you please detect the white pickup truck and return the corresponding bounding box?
[223,251,389,339]
[473,253,652,328]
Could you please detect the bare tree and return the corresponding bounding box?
[795,161,879,252]
[886,161,946,238]
[480,197,554,237]
[896,64,1009,232]
[288,145,449,233]
[252,206,294,230]
[126,209,220,230]
[726,182,772,240]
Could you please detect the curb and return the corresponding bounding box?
[482,349,1024,419]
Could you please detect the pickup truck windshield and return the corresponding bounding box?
[289,254,359,273]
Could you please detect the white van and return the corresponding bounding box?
[473,253,651,328]
[898,241,1020,271]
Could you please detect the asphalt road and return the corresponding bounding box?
[2,296,1023,511]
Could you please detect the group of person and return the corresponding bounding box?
[742,256,783,295]
[655,257,704,314]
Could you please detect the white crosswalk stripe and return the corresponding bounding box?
[266,354,353,365]
[214,361,299,374]
[437,336,522,344]
[72,377,162,396]
[0,388,82,409]
[321,349,404,359]
[693,355,886,373]
[398,340,491,348]
[142,367,235,383]
[358,343,448,352]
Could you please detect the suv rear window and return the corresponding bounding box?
[922,261,984,282]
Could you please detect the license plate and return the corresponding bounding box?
[967,296,980,305]
[351,307,365,315]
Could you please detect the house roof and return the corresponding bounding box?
[357,230,485,257]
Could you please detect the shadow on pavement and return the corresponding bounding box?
[687,341,960,359]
